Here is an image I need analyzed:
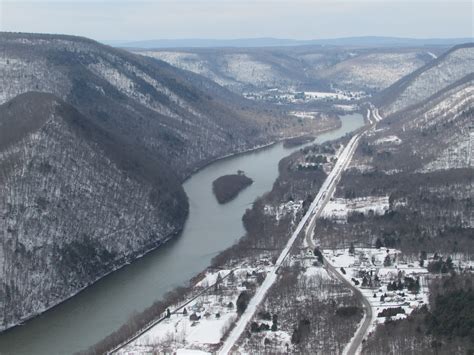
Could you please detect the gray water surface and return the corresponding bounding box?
[0,113,364,355]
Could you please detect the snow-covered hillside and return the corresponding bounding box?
[0,32,309,180]
[318,52,429,91]
[0,93,185,331]
[137,47,435,95]
[379,44,474,115]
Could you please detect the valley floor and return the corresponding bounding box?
[114,125,367,354]
[101,104,473,355]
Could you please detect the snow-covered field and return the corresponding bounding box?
[290,111,319,120]
[118,262,274,354]
[244,88,367,105]
[334,104,359,112]
[322,196,389,222]
[304,91,352,100]
[302,89,367,102]
[264,200,303,221]
[374,135,402,145]
[323,248,429,335]
[289,111,337,125]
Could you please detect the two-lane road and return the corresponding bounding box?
[304,133,372,355]
[324,256,373,355]
[305,108,380,355]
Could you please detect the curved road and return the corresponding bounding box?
[306,225,373,355]
[325,261,373,355]
[304,136,373,355]
[305,109,380,355]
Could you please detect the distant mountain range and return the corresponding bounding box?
[106,36,473,49]
[135,45,447,94]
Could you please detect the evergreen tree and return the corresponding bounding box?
[313,247,324,264]
[228,270,236,284]
[236,291,250,315]
[215,272,223,292]
[271,314,278,331]
[250,322,259,333]
[415,277,421,294]
[375,238,383,249]
[349,242,355,255]
[362,276,368,287]
[446,256,454,270]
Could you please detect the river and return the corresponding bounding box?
[0,113,364,355]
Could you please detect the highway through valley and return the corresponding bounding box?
[219,123,368,354]
[304,108,380,355]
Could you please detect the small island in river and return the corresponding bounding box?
[212,171,253,204]
[283,135,315,148]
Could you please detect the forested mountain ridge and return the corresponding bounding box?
[357,92,473,352]
[138,46,440,94]
[312,45,473,352]
[363,75,473,173]
[374,42,473,115]
[0,92,188,330]
[0,32,296,179]
[313,42,473,272]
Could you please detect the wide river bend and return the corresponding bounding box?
[0,113,364,354]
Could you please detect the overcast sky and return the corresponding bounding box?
[0,1,472,41]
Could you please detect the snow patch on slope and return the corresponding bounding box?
[88,59,179,118]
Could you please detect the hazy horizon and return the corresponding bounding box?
[1,1,472,42]
[105,35,473,43]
